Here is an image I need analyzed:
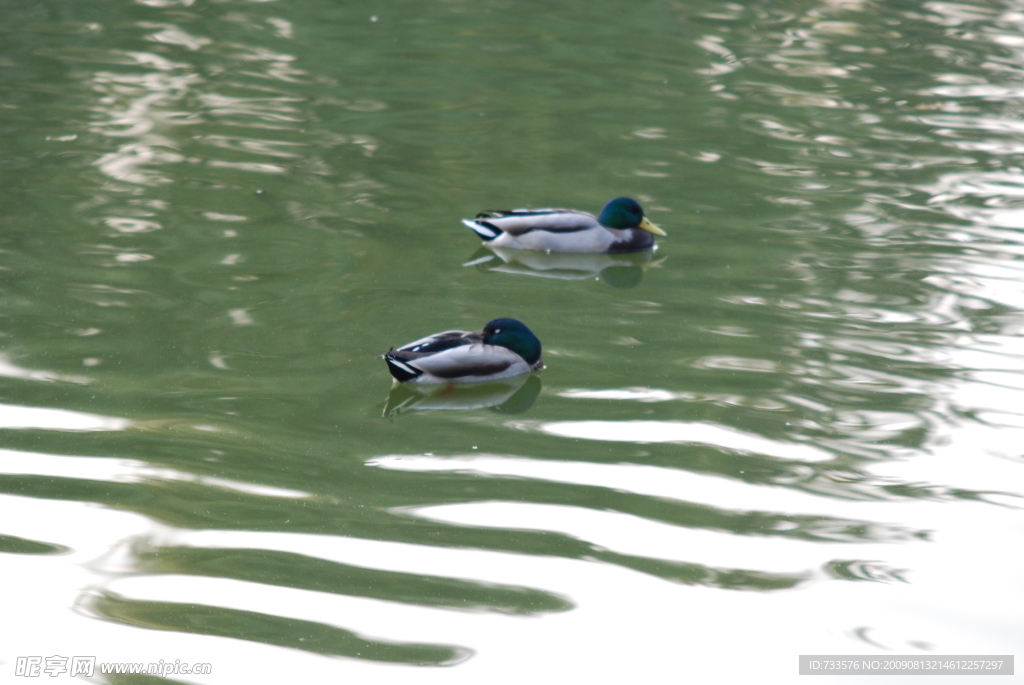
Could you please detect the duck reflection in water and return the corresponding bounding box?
[383,375,542,419]
[464,246,664,289]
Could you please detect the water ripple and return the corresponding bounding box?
[533,420,834,463]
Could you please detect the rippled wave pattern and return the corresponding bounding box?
[2,0,1023,682]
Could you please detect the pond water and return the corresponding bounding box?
[2,0,1023,683]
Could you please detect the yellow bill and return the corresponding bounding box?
[639,217,667,236]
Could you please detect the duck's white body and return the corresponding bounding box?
[462,206,661,254]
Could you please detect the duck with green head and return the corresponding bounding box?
[462,197,666,253]
[383,318,543,384]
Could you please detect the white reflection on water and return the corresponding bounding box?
[367,454,930,519]
[0,448,308,498]
[90,53,196,185]
[928,171,1024,232]
[87,33,312,189]
[0,404,129,431]
[904,166,1024,498]
[0,354,92,385]
[7,491,1021,684]
[53,519,812,682]
[142,23,212,51]
[557,387,683,402]
[536,420,833,462]
[407,501,830,573]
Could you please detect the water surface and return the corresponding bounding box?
[2,0,1023,682]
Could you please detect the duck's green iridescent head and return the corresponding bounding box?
[483,318,542,365]
[598,197,666,236]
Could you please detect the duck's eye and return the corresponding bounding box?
[495,329,501,334]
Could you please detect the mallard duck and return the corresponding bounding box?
[462,196,666,253]
[383,318,543,384]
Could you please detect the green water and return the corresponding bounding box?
[2,0,1023,682]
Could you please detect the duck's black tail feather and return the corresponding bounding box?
[384,353,422,383]
[462,218,500,241]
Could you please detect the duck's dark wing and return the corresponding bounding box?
[384,330,481,383]
[385,330,487,382]
[471,209,599,237]
[393,330,482,356]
